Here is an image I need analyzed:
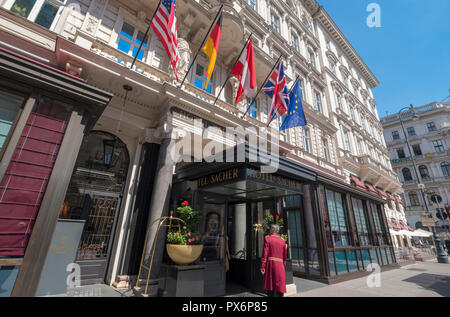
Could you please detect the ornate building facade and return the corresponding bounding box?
[381,102,450,236]
[0,0,406,297]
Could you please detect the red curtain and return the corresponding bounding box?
[0,100,70,256]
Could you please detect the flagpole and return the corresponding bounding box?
[212,33,252,107]
[130,0,162,70]
[242,55,282,120]
[179,5,224,87]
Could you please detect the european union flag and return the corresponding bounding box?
[280,80,307,131]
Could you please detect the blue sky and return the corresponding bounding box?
[318,0,450,117]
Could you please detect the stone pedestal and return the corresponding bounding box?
[160,264,205,297]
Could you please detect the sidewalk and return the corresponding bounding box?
[293,259,450,297]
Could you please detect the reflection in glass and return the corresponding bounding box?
[202,203,225,262]
[10,0,36,18]
[347,250,358,272]
[307,249,320,275]
[335,250,348,274]
[328,251,336,276]
[34,1,58,29]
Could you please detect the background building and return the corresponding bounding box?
[0,0,405,296]
[381,102,450,239]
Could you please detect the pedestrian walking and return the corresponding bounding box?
[260,224,287,297]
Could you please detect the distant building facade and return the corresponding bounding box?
[381,102,450,234]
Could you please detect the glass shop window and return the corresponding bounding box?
[6,0,64,30]
[0,89,25,160]
[351,198,371,246]
[325,189,350,247]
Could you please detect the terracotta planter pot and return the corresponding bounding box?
[166,244,204,266]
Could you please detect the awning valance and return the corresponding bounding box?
[365,183,379,196]
[350,175,366,191]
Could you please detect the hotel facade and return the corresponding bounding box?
[0,0,407,297]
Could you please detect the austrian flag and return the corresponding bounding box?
[231,37,257,104]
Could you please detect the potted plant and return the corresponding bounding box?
[166,201,204,265]
[263,212,288,242]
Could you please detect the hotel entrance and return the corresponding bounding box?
[174,160,317,296]
[198,193,290,296]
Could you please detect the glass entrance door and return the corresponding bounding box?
[249,199,277,294]
[59,131,129,285]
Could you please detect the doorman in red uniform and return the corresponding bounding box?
[260,224,287,297]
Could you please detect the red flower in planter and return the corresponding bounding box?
[183,201,189,206]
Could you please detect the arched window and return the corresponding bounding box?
[402,168,413,181]
[408,192,420,206]
[419,165,430,179]
[441,162,450,177]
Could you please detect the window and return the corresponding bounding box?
[402,168,413,181]
[314,91,322,113]
[271,12,280,33]
[441,162,450,177]
[291,33,300,52]
[412,144,422,156]
[397,148,406,159]
[246,98,257,119]
[409,192,420,206]
[427,122,437,132]
[350,106,356,121]
[244,0,256,9]
[6,0,62,30]
[117,22,148,67]
[392,131,400,140]
[0,89,25,158]
[326,190,350,247]
[369,203,388,245]
[302,128,311,153]
[352,198,370,246]
[419,165,430,180]
[357,139,364,155]
[343,130,351,152]
[336,93,343,110]
[406,127,416,137]
[194,63,212,94]
[433,140,445,153]
[309,51,316,68]
[322,138,330,161]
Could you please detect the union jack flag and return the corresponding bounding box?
[263,59,289,125]
[151,0,179,79]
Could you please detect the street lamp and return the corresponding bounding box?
[398,104,449,263]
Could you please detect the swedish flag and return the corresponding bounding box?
[280,80,307,131]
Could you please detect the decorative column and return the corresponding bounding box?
[138,113,178,292]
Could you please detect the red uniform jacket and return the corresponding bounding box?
[260,235,287,293]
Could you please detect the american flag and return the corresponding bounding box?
[263,59,289,125]
[151,0,179,79]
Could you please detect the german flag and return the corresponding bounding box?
[202,12,223,90]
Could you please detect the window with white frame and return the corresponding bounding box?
[302,127,311,153]
[117,22,149,66]
[271,11,281,33]
[291,32,300,52]
[343,130,351,152]
[433,140,445,153]
[322,138,330,161]
[314,91,322,113]
[336,93,343,111]
[4,0,64,30]
[309,50,316,68]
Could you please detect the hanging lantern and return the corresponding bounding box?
[103,138,117,168]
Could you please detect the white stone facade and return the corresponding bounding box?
[0,0,405,284]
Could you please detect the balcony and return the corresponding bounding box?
[357,154,403,192]
[337,148,360,172]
